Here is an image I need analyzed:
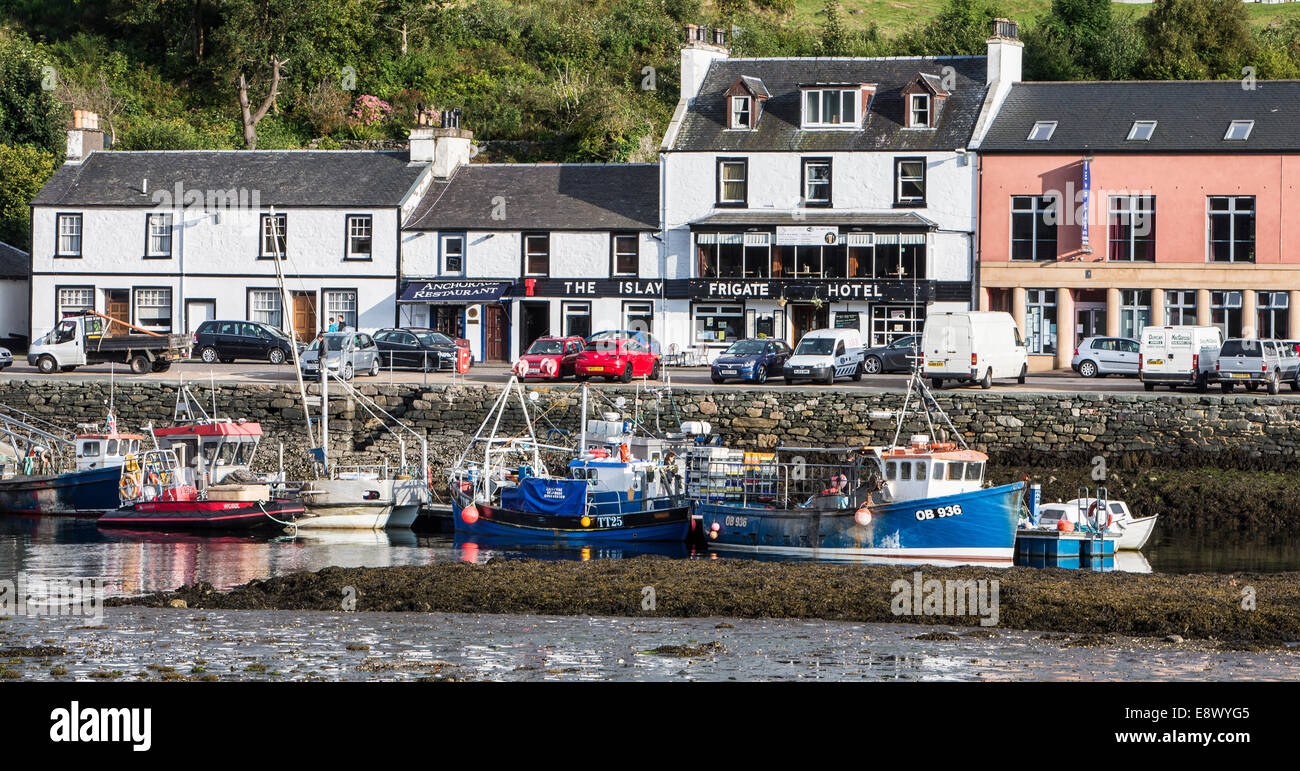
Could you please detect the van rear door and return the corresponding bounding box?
[1140,328,1171,376]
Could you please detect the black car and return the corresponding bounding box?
[373,328,467,371]
[194,320,298,364]
[860,335,920,375]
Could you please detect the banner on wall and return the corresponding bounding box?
[1080,158,1091,250]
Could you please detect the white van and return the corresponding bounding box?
[921,311,1028,389]
[783,328,865,385]
[1138,325,1222,392]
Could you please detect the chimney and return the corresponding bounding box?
[986,18,1022,86]
[680,25,730,104]
[66,109,105,163]
[409,106,473,179]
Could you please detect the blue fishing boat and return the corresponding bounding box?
[0,406,145,515]
[449,378,691,542]
[692,373,1023,566]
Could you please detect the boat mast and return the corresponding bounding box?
[267,207,318,462]
[579,384,588,456]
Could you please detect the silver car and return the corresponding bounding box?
[1071,336,1140,378]
[300,332,380,380]
[0,346,11,371]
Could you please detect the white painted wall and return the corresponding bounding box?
[0,280,27,342]
[401,230,659,279]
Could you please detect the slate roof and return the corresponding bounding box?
[0,241,27,278]
[405,164,660,231]
[668,56,988,153]
[31,150,429,207]
[982,81,1300,152]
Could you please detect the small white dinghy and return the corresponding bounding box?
[1035,498,1158,551]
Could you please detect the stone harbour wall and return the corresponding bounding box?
[2,379,1298,470]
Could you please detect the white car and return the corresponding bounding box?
[0,346,11,371]
[782,328,865,385]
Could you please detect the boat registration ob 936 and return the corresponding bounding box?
[692,371,1023,566]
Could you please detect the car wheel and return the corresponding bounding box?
[980,369,992,389]
[36,355,57,375]
[342,363,355,381]
[863,356,883,375]
[711,374,725,384]
[651,361,662,380]
[1246,382,1259,393]
[129,355,150,376]
[1221,382,1234,393]
[620,363,633,384]
[268,348,286,365]
[1017,363,1028,385]
[851,361,863,382]
[755,366,767,384]
[822,368,834,386]
[200,346,218,364]
[1143,382,1155,392]
[1268,370,1280,395]
[930,377,943,389]
[1291,378,1299,393]
[1078,360,1098,378]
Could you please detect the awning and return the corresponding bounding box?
[399,280,514,304]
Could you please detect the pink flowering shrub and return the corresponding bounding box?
[350,94,392,126]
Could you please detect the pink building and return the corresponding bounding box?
[976,81,1300,370]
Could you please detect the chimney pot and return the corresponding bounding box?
[991,18,1018,40]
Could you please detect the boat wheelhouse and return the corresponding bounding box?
[0,407,142,514]
[152,419,262,485]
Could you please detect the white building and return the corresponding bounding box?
[658,22,1022,352]
[0,241,29,347]
[400,164,661,362]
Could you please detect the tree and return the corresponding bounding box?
[1024,0,1144,80]
[0,31,66,154]
[1139,0,1254,79]
[899,0,1007,56]
[0,143,59,248]
[820,0,848,56]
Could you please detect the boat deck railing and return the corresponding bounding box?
[0,403,77,474]
[687,459,875,511]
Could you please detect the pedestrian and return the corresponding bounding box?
[327,316,339,333]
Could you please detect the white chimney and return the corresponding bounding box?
[986,18,1022,86]
[408,108,473,179]
[66,109,105,163]
[679,25,729,104]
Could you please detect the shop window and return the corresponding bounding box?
[694,304,744,344]
[1026,289,1057,355]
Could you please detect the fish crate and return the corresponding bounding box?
[1015,530,1116,559]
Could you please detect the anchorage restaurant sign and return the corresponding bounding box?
[400,280,513,303]
[690,279,934,302]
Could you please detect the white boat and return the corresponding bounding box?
[1034,498,1158,550]
[298,474,424,530]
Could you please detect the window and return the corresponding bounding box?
[260,213,287,258]
[1107,195,1156,261]
[1257,291,1289,339]
[146,213,172,257]
[693,304,744,343]
[1127,121,1157,141]
[1026,289,1057,355]
[1208,196,1255,263]
[802,159,831,206]
[1211,290,1243,339]
[523,233,549,276]
[1027,121,1057,141]
[134,289,172,333]
[717,158,747,206]
[249,290,283,328]
[57,214,82,257]
[909,94,930,128]
[623,301,653,337]
[57,287,93,319]
[1010,196,1057,261]
[441,233,466,275]
[895,158,926,206]
[871,304,925,347]
[561,301,591,339]
[346,215,372,259]
[611,234,638,276]
[871,235,926,281]
[730,96,751,129]
[802,88,858,128]
[1119,289,1151,340]
[1224,120,1254,141]
[324,290,357,330]
[1165,290,1197,326]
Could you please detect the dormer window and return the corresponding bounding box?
[731,96,751,129]
[1224,120,1254,141]
[909,94,931,128]
[802,88,858,128]
[1027,121,1057,141]
[1127,120,1157,141]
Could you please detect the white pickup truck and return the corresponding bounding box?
[27,312,193,375]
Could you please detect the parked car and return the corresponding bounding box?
[921,311,1027,389]
[1071,336,1141,378]
[783,328,865,385]
[194,320,299,365]
[1139,325,1223,392]
[0,346,10,371]
[575,335,661,382]
[587,329,661,356]
[1215,338,1300,394]
[710,338,793,384]
[373,327,468,372]
[517,336,586,380]
[300,331,379,381]
[861,335,920,375]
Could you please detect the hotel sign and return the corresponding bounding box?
[689,279,933,303]
[775,226,839,246]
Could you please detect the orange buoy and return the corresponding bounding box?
[461,504,480,525]
[854,507,872,527]
[1056,518,1075,533]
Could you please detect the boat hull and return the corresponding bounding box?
[451,497,691,542]
[97,499,304,531]
[697,482,1024,566]
[1114,515,1157,550]
[0,465,123,515]
[297,478,425,530]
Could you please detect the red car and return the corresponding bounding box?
[574,336,661,382]
[514,336,586,380]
